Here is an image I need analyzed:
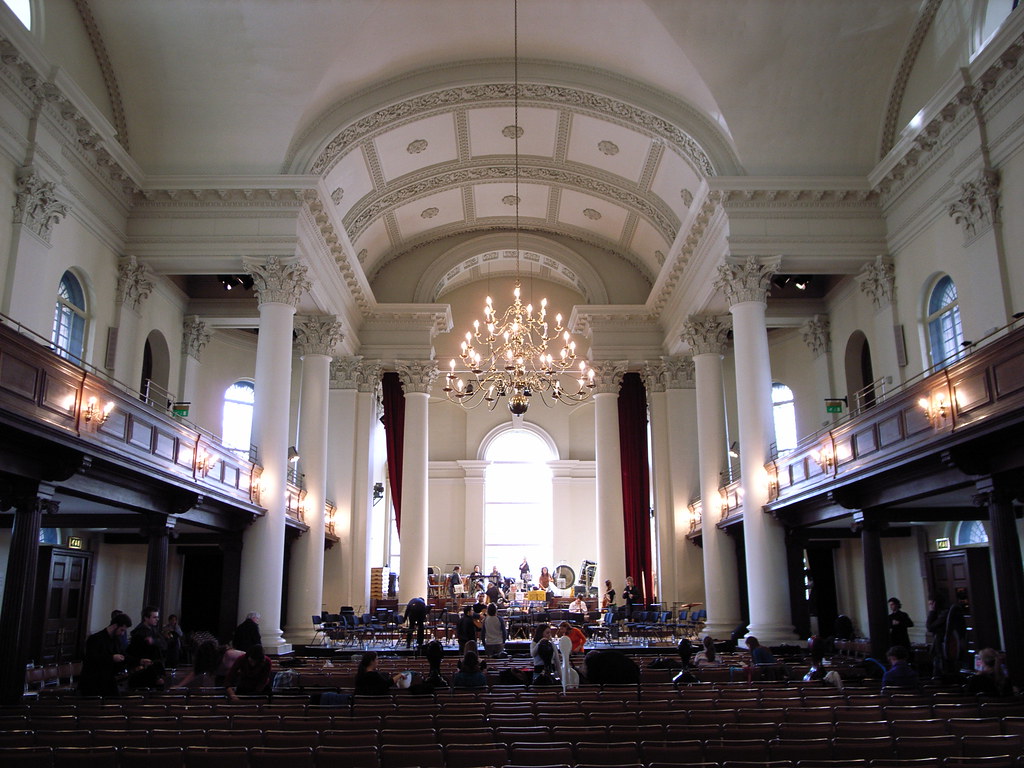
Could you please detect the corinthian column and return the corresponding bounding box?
[113,256,155,387]
[592,361,627,594]
[715,257,794,643]
[180,316,212,412]
[396,361,439,603]
[285,315,343,644]
[238,256,310,654]
[682,315,741,637]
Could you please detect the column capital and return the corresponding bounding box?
[13,168,68,243]
[242,256,310,308]
[801,314,831,359]
[948,169,1000,238]
[590,360,627,394]
[681,314,731,356]
[329,355,362,389]
[182,315,211,360]
[641,361,667,394]
[714,256,780,306]
[295,315,343,357]
[397,360,439,393]
[358,360,384,393]
[856,255,895,310]
[662,354,696,389]
[116,256,154,312]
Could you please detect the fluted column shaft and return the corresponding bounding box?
[593,362,626,595]
[645,379,676,602]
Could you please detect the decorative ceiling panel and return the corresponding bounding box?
[557,188,628,241]
[373,112,459,182]
[649,148,703,223]
[565,114,652,184]
[352,216,392,272]
[323,145,376,222]
[629,218,672,274]
[393,187,465,239]
[467,105,559,158]
[473,181,549,222]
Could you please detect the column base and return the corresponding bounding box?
[703,620,743,641]
[259,629,293,656]
[744,622,801,647]
[283,626,317,646]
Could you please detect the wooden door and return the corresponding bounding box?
[926,549,999,653]
[35,547,92,664]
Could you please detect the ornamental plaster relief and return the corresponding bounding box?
[181,315,211,360]
[856,255,896,310]
[294,315,344,357]
[243,256,311,308]
[589,360,627,394]
[661,355,696,389]
[641,360,667,393]
[115,255,154,311]
[329,356,361,389]
[680,315,730,357]
[13,169,68,242]
[396,360,439,393]
[650,191,721,316]
[801,315,831,359]
[948,169,1000,241]
[714,256,779,306]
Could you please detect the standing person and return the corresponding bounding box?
[455,605,479,652]
[448,565,463,597]
[888,597,913,649]
[232,612,262,653]
[482,603,506,657]
[403,596,429,650]
[556,621,587,654]
[79,613,131,696]
[622,576,640,620]
[519,557,531,587]
[537,566,552,592]
[469,565,484,593]
[601,579,616,611]
[488,565,502,586]
[925,597,948,677]
[485,579,503,605]
[225,644,273,700]
[127,606,167,688]
[163,614,184,668]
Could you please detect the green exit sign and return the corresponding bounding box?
[825,401,843,414]
[172,402,190,417]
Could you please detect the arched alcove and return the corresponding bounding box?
[844,330,875,411]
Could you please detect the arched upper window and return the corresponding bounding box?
[2,0,31,28]
[483,428,555,583]
[52,271,87,363]
[954,520,988,547]
[926,275,965,370]
[771,382,797,455]
[222,380,255,459]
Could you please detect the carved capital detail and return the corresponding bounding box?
[358,360,384,394]
[714,256,779,306]
[13,169,68,242]
[662,355,696,389]
[801,314,831,359]
[641,361,667,394]
[181,315,211,360]
[242,256,310,308]
[330,355,362,390]
[116,256,154,311]
[295,315,343,357]
[857,255,895,309]
[396,360,439,394]
[681,314,731,356]
[590,360,627,394]
[948,169,1000,239]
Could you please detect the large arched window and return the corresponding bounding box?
[926,275,964,370]
[222,380,255,459]
[52,271,87,363]
[483,428,554,581]
[772,382,797,455]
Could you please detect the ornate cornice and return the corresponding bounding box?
[13,169,68,242]
[115,255,153,311]
[329,355,362,389]
[856,255,895,310]
[714,256,779,306]
[801,315,831,359]
[680,314,730,357]
[294,315,343,357]
[73,0,129,151]
[650,191,721,315]
[181,315,211,360]
[136,187,308,205]
[589,360,627,395]
[242,256,310,308]
[719,188,877,206]
[948,169,1000,240]
[662,355,696,390]
[396,360,439,394]
[301,189,372,313]
[364,309,452,338]
[310,82,715,178]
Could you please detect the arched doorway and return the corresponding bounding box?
[140,330,172,407]
[844,331,875,413]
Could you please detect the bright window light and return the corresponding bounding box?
[3,0,31,29]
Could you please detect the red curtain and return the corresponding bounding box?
[618,372,654,604]
[381,372,405,535]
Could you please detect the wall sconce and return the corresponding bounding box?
[195,449,219,477]
[918,392,949,422]
[812,444,835,472]
[372,482,384,505]
[728,442,739,458]
[83,396,114,425]
[287,446,301,463]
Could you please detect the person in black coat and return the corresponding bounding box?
[455,605,480,652]
[79,613,132,696]
[232,612,262,653]
[888,597,913,649]
[403,596,429,649]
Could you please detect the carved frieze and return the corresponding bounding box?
[242,256,311,308]
[714,256,779,306]
[948,169,1000,240]
[13,170,68,242]
[681,315,730,356]
[295,315,343,357]
[857,255,896,310]
[801,315,831,359]
[181,315,211,360]
[396,360,439,394]
[116,256,154,311]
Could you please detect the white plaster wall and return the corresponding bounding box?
[187,330,258,437]
[88,541,147,633]
[767,327,829,440]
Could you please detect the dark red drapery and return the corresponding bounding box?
[618,371,654,604]
[381,372,405,535]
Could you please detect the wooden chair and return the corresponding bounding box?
[248,746,315,768]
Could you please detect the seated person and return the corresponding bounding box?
[693,635,720,665]
[881,645,920,689]
[354,651,404,695]
[964,647,1011,697]
[485,581,503,605]
[225,644,273,700]
[453,650,488,688]
[537,566,552,592]
[557,621,587,654]
[746,635,776,665]
[568,595,588,620]
[581,649,640,685]
[488,565,502,585]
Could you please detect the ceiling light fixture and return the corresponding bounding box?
[217,274,254,292]
[443,0,594,416]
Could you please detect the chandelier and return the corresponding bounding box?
[443,0,594,416]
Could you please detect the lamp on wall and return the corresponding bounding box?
[195,448,219,477]
[918,392,949,422]
[372,482,384,505]
[287,446,301,463]
[811,444,835,472]
[728,442,739,458]
[83,396,114,425]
